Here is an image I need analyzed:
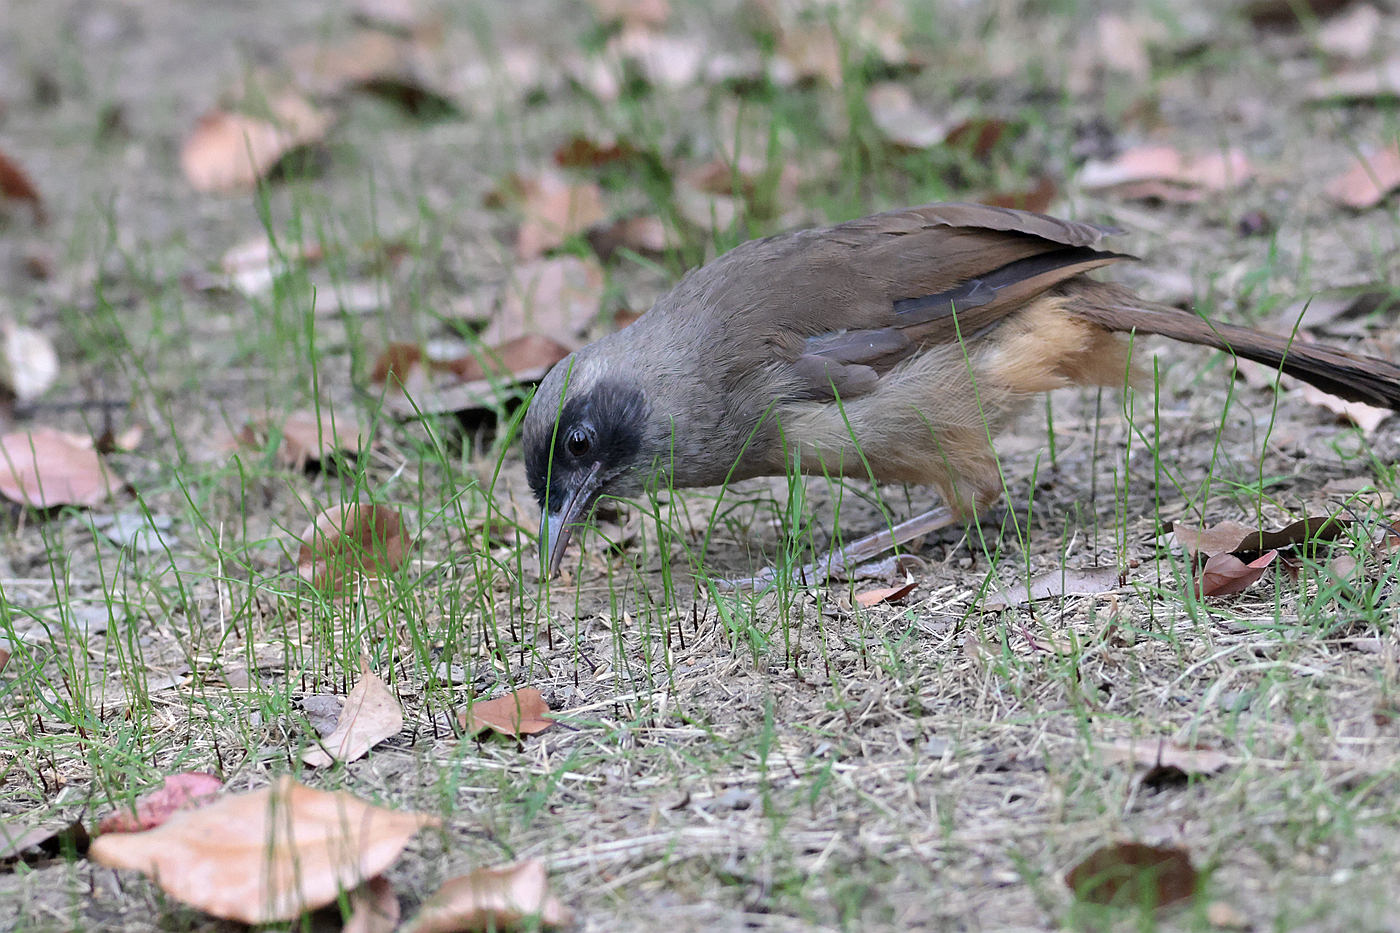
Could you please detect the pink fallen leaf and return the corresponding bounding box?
[1325,143,1400,209]
[1102,739,1231,776]
[1080,145,1253,201]
[303,657,404,767]
[297,504,412,590]
[0,427,120,508]
[89,778,437,924]
[504,171,607,260]
[483,255,606,349]
[234,408,367,471]
[180,93,332,194]
[98,772,224,834]
[855,579,918,608]
[1300,382,1393,433]
[458,688,554,738]
[1198,549,1278,597]
[401,858,571,933]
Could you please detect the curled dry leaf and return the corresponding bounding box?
[0,145,44,224]
[982,566,1123,611]
[298,504,412,590]
[0,820,90,866]
[345,875,401,933]
[1079,145,1253,201]
[1300,382,1393,434]
[1172,519,1260,558]
[181,93,332,194]
[1173,516,1352,558]
[0,427,119,508]
[1066,841,1197,909]
[0,319,59,402]
[303,656,405,768]
[1198,549,1277,597]
[483,255,606,349]
[1325,144,1400,210]
[99,772,224,834]
[234,409,367,471]
[401,858,571,933]
[855,579,918,608]
[458,688,554,738]
[89,777,438,925]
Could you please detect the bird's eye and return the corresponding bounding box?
[565,429,592,458]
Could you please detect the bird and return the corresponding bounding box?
[521,202,1400,579]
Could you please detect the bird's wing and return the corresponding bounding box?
[740,203,1133,401]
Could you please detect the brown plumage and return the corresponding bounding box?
[522,202,1400,575]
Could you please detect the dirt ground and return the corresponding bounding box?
[1,0,1400,931]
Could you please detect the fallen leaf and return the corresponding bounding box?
[1095,12,1150,79]
[770,22,842,87]
[587,214,673,262]
[608,26,707,89]
[459,688,554,738]
[1172,520,1260,558]
[0,320,59,402]
[1066,841,1197,909]
[1316,3,1381,59]
[1206,901,1251,930]
[946,118,1009,161]
[401,858,571,933]
[303,657,405,767]
[0,146,44,224]
[298,504,412,590]
[586,0,670,29]
[0,820,89,867]
[483,255,606,349]
[216,235,326,296]
[981,177,1058,214]
[0,428,119,508]
[1102,739,1231,776]
[508,172,606,260]
[1080,145,1253,201]
[1306,60,1400,101]
[98,773,224,834]
[345,875,401,933]
[89,778,438,924]
[286,30,413,97]
[552,134,638,169]
[855,579,918,607]
[181,93,332,194]
[1324,143,1400,209]
[865,83,949,149]
[1300,382,1393,433]
[234,409,367,471]
[1173,517,1352,558]
[982,566,1123,611]
[1199,549,1277,597]
[1246,0,1352,28]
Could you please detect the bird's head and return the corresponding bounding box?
[522,354,651,577]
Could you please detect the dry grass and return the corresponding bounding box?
[1,0,1399,931]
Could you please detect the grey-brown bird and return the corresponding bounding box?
[522,202,1400,578]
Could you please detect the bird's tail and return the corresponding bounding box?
[1065,282,1400,411]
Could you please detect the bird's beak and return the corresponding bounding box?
[540,462,603,578]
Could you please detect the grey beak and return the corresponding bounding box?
[540,462,603,577]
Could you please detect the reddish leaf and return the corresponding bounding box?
[298,504,412,590]
[1198,549,1278,597]
[401,858,570,933]
[1066,841,1197,909]
[981,176,1058,213]
[0,146,44,224]
[498,171,606,260]
[459,688,554,738]
[1080,145,1253,201]
[235,408,367,471]
[855,579,918,607]
[303,657,405,768]
[0,427,120,508]
[89,778,438,924]
[180,94,332,193]
[553,134,638,168]
[99,773,224,834]
[1325,144,1400,209]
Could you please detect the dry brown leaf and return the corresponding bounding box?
[0,645,9,673]
[1199,549,1277,597]
[511,172,606,260]
[98,773,224,834]
[1172,520,1260,558]
[298,504,412,590]
[303,657,405,767]
[553,133,639,169]
[981,177,1059,214]
[982,566,1123,611]
[0,820,89,866]
[1080,145,1253,200]
[0,146,44,224]
[442,335,572,383]
[344,875,401,933]
[1306,60,1400,101]
[234,409,367,471]
[770,23,842,87]
[484,255,606,349]
[1066,841,1197,909]
[459,688,554,738]
[0,427,119,508]
[181,93,332,194]
[1316,3,1381,59]
[1300,382,1393,433]
[1102,739,1231,776]
[286,30,412,97]
[401,858,571,933]
[586,0,670,29]
[0,320,59,402]
[855,579,918,608]
[89,778,438,924]
[865,83,949,149]
[588,214,673,262]
[1096,12,1151,79]
[1324,143,1400,209]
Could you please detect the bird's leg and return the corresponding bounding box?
[719,505,959,590]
